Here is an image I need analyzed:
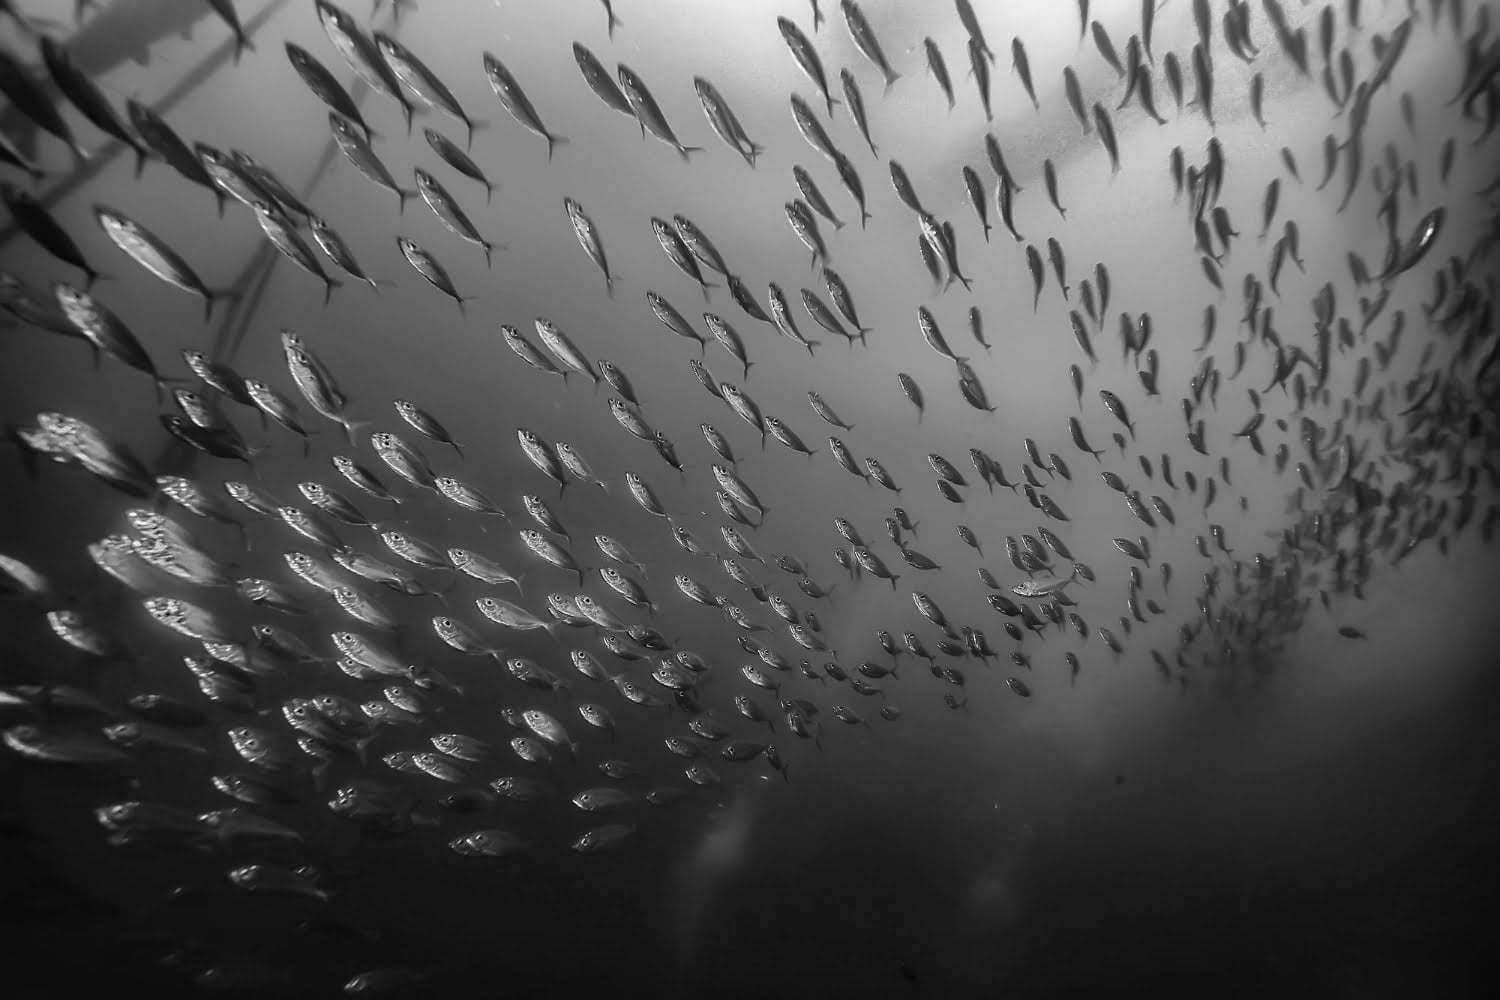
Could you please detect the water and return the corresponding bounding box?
[2,0,1498,996]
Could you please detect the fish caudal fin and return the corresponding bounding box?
[465,119,492,152]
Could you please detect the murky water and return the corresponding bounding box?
[2,1,1498,996]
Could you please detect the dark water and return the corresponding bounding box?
[3,0,1499,996]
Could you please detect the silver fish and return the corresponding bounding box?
[483,51,568,158]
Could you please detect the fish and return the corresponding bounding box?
[831,152,872,228]
[285,42,374,141]
[692,77,762,168]
[785,200,829,269]
[391,400,461,460]
[840,69,878,156]
[767,282,820,355]
[328,112,413,212]
[1011,37,1039,110]
[3,185,104,287]
[924,38,955,110]
[424,128,495,203]
[294,223,374,297]
[254,202,343,304]
[674,215,732,277]
[1191,43,1215,128]
[1044,159,1066,219]
[534,319,599,385]
[39,38,146,164]
[0,45,86,161]
[968,38,993,121]
[618,64,701,161]
[415,169,497,267]
[315,0,412,129]
[577,42,634,118]
[789,93,841,164]
[792,166,845,232]
[1093,103,1120,174]
[397,237,472,315]
[778,16,838,117]
[649,291,709,354]
[51,282,180,399]
[697,315,749,376]
[483,51,567,158]
[377,33,485,149]
[841,0,900,91]
[564,198,619,297]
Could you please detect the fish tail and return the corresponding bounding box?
[546,134,571,160]
[81,265,111,292]
[482,242,493,269]
[805,339,821,357]
[679,145,705,162]
[465,119,493,152]
[354,733,377,767]
[883,71,901,96]
[340,418,368,448]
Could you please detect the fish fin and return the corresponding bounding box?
[340,418,368,448]
[81,266,111,291]
[205,286,242,321]
[354,734,377,767]
[464,119,493,151]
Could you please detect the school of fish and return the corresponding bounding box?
[3,0,1500,993]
